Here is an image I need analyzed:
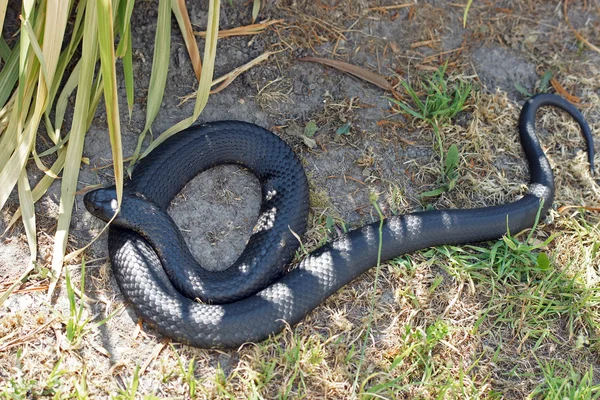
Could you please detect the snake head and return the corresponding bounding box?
[84,187,119,223]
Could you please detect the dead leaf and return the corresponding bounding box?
[299,57,394,91]
[301,135,317,149]
[173,0,202,81]
[195,19,283,38]
[550,78,581,104]
[286,121,316,149]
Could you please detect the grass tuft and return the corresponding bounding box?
[389,64,472,196]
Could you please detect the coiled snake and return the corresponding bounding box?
[85,94,595,348]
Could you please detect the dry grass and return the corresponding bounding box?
[1,0,600,399]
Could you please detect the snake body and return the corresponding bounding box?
[85,94,594,348]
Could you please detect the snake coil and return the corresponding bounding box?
[85,94,594,348]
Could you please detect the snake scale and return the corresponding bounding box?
[85,94,595,348]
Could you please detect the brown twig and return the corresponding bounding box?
[0,317,57,352]
[369,3,414,12]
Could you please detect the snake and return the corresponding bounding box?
[84,94,595,348]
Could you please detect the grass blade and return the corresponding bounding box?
[172,0,202,81]
[0,23,40,158]
[122,31,134,117]
[0,77,35,172]
[129,0,171,167]
[252,0,261,23]
[0,41,20,110]
[30,0,70,132]
[195,19,281,38]
[47,0,83,117]
[49,60,81,146]
[0,114,36,211]
[388,96,425,120]
[180,50,281,102]
[0,36,11,62]
[17,168,36,263]
[564,0,600,55]
[22,17,50,87]
[97,0,123,204]
[17,0,37,118]
[48,0,98,298]
[31,0,70,155]
[210,49,278,94]
[0,0,7,36]
[139,0,220,159]
[0,0,68,276]
[31,148,59,178]
[116,0,134,57]
[4,148,66,233]
[463,0,473,27]
[116,0,134,116]
[86,72,104,130]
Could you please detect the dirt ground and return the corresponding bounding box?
[1,0,600,398]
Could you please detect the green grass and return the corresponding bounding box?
[74,366,89,400]
[65,260,90,346]
[389,64,472,197]
[113,365,141,400]
[390,64,471,128]
[529,359,600,400]
[346,203,600,398]
[61,258,120,349]
[431,223,600,344]
[357,321,453,398]
[419,143,460,198]
[352,194,386,393]
[171,344,199,399]
[0,352,68,399]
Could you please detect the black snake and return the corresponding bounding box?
[84,94,595,348]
